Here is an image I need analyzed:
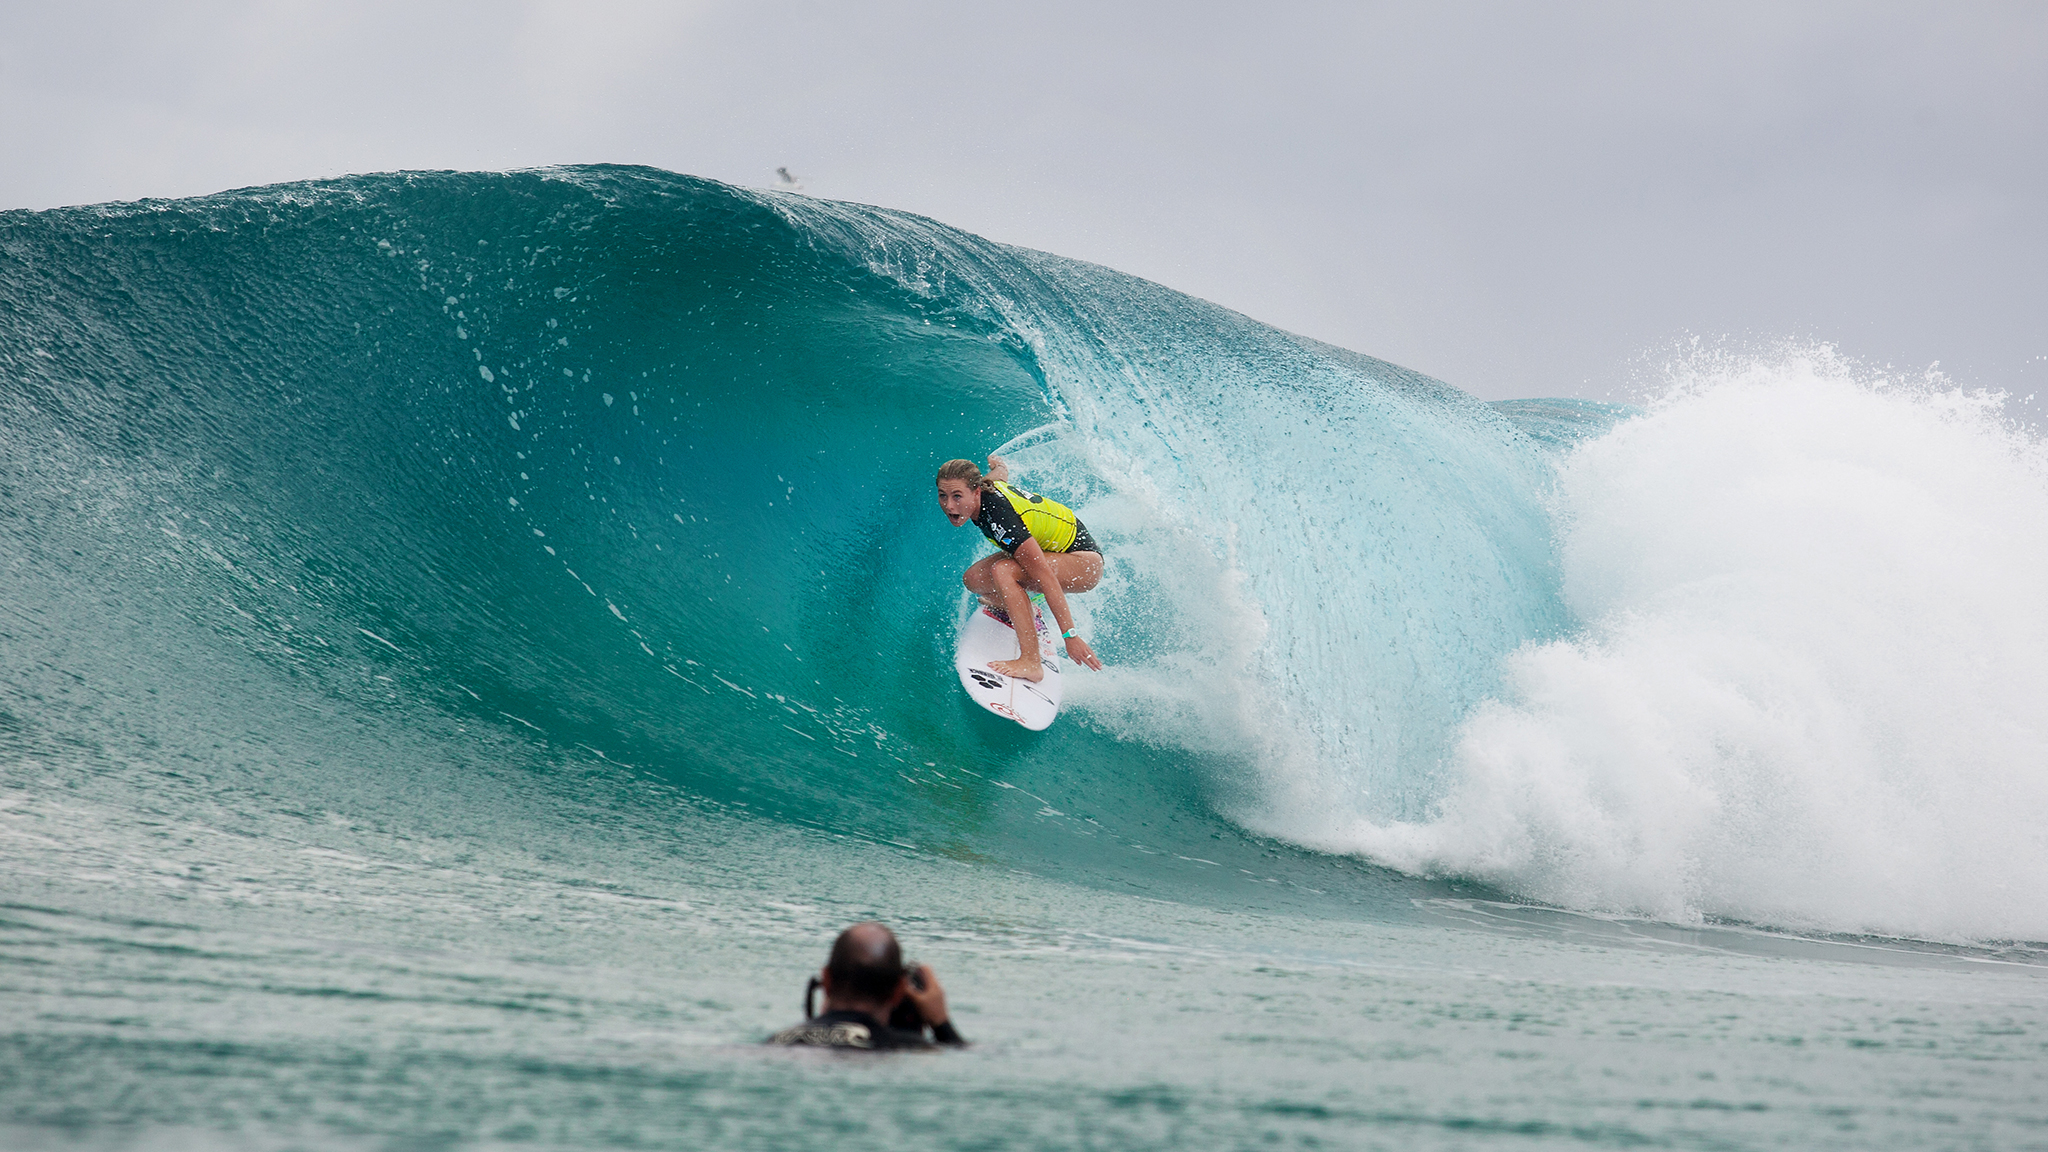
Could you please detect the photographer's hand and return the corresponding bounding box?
[903,964,949,1027]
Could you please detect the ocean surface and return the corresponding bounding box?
[3,166,2045,1150]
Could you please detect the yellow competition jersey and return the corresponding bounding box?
[972,480,1081,555]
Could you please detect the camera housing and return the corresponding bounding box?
[803,965,930,1034]
[889,963,927,1031]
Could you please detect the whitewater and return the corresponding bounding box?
[1329,356,2048,940]
[2,167,2044,1150]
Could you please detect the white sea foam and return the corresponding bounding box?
[1301,349,2048,941]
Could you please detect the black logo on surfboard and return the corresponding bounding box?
[968,669,1005,691]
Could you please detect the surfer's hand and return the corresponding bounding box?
[1066,635,1102,670]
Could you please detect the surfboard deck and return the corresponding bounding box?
[954,594,1063,730]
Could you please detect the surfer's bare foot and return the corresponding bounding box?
[989,657,1044,682]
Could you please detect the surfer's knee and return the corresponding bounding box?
[962,557,997,593]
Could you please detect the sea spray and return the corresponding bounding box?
[1315,349,2048,940]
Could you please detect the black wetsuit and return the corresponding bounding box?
[766,1010,966,1051]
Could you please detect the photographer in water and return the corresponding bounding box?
[766,922,966,1050]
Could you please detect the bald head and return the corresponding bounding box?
[825,921,904,1004]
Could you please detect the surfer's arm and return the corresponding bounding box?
[984,455,1010,483]
[1015,540,1102,671]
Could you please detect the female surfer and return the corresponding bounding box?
[936,455,1104,682]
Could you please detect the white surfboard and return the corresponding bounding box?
[954,594,1063,730]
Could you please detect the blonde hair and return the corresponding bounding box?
[935,459,993,489]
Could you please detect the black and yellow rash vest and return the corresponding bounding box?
[970,480,1098,556]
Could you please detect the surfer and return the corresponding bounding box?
[936,455,1103,681]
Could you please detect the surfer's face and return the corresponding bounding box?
[936,479,980,526]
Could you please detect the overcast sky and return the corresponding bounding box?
[3,1,2042,400]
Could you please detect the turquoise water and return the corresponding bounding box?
[3,167,2045,1150]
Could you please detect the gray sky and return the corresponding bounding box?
[3,1,2043,400]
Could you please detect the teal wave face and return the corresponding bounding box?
[0,166,1567,891]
